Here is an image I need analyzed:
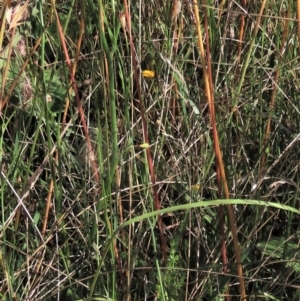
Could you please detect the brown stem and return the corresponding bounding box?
[123,0,167,262]
[194,1,246,299]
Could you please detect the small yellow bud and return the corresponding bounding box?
[191,184,201,191]
[139,143,150,149]
[142,70,155,78]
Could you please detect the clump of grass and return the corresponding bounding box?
[1,0,300,301]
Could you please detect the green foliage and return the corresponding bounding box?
[157,239,185,301]
[257,237,300,275]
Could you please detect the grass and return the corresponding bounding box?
[1,0,300,300]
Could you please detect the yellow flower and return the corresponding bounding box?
[142,70,155,78]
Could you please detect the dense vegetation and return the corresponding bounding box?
[1,0,300,300]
